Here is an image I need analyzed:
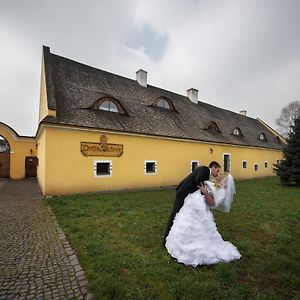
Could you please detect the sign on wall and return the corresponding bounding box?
[81,135,123,157]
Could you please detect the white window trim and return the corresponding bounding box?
[191,160,199,172]
[94,160,112,178]
[264,161,268,168]
[144,160,157,175]
[223,153,231,173]
[242,160,247,169]
[254,163,259,172]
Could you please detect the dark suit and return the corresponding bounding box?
[163,166,210,244]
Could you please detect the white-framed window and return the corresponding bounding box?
[254,163,259,171]
[223,153,231,172]
[144,160,157,175]
[94,160,112,177]
[242,160,247,169]
[191,160,199,172]
[264,161,268,168]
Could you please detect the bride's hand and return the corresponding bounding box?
[198,183,215,206]
[198,183,208,195]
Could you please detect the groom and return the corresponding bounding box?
[163,161,221,245]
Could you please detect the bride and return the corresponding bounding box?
[165,173,241,267]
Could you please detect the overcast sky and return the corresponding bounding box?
[0,0,299,136]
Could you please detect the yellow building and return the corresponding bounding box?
[0,46,285,196]
[33,46,284,196]
[0,122,37,179]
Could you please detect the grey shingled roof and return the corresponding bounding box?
[41,46,283,150]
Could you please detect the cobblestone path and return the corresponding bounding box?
[0,179,93,300]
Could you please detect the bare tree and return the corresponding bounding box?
[276,100,300,137]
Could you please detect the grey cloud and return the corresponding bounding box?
[0,0,299,135]
[125,23,168,61]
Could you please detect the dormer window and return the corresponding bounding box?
[258,133,267,141]
[232,127,243,136]
[157,99,171,109]
[99,101,119,112]
[206,121,221,133]
[93,97,126,114]
[154,97,176,111]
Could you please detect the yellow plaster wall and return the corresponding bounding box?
[41,126,283,195]
[39,55,56,123]
[0,124,36,179]
[36,128,46,194]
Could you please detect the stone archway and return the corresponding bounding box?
[0,135,11,177]
[0,122,36,179]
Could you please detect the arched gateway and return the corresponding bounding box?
[0,135,10,177]
[0,122,37,179]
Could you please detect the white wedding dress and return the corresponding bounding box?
[165,175,241,267]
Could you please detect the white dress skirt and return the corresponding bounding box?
[165,182,241,267]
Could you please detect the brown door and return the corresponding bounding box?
[25,156,38,177]
[0,152,10,178]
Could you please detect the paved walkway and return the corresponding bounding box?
[0,179,93,300]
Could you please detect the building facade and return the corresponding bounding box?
[0,46,285,195]
[34,46,284,195]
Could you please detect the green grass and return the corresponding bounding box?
[47,177,300,300]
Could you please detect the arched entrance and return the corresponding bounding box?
[0,135,10,178]
[0,122,37,179]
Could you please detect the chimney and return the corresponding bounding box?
[187,88,198,103]
[239,110,247,116]
[136,69,147,87]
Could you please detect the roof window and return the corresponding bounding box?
[93,97,126,114]
[206,121,221,133]
[232,127,243,136]
[157,99,171,109]
[100,101,119,112]
[154,97,176,111]
[258,133,267,141]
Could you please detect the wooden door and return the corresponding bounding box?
[25,156,38,177]
[0,152,10,178]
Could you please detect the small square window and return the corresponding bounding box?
[146,162,155,173]
[265,161,268,168]
[242,161,247,169]
[94,160,112,177]
[97,163,110,175]
[254,164,258,171]
[145,161,157,175]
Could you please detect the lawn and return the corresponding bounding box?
[47,177,300,300]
